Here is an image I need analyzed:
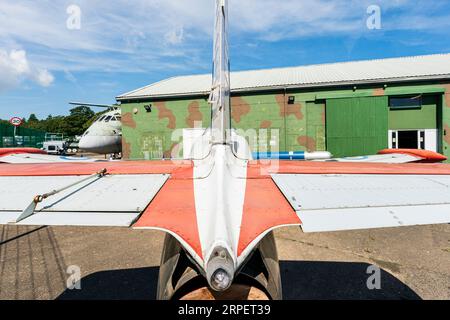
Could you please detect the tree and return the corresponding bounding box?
[25,114,41,130]
[28,114,39,123]
[43,116,66,133]
[63,106,95,137]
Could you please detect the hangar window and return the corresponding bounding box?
[389,95,422,110]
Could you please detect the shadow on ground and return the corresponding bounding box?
[58,267,160,300]
[280,260,420,300]
[57,260,420,300]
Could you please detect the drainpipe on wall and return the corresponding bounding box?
[283,88,288,152]
[441,94,446,154]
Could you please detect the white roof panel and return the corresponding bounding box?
[118,53,450,100]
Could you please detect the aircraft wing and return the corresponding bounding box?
[248,160,450,234]
[253,149,447,163]
[0,161,186,226]
[1,160,450,269]
[0,148,104,163]
[272,172,450,232]
[325,153,423,163]
[0,153,105,164]
[323,149,447,163]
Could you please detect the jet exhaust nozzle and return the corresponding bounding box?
[206,247,235,292]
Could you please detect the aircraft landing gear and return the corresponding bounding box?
[157,233,282,300]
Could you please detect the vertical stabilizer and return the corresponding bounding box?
[209,0,231,144]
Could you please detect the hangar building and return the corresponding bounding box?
[117,53,450,162]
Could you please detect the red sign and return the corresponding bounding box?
[9,117,23,127]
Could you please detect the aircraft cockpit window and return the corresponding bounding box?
[98,116,106,122]
[104,116,112,122]
[116,116,122,121]
[111,117,117,121]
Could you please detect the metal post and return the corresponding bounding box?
[13,126,16,147]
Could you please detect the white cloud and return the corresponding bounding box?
[64,69,77,83]
[0,0,448,77]
[35,69,54,87]
[0,49,54,92]
[8,50,30,74]
[165,27,185,45]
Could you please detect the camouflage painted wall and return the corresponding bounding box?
[230,94,325,153]
[120,81,450,162]
[121,98,211,160]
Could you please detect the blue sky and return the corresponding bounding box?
[0,0,450,119]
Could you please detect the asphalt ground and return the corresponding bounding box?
[0,224,449,300]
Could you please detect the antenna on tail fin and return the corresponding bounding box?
[209,0,231,144]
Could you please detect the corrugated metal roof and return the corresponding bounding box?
[117,53,450,100]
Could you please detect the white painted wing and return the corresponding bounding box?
[272,174,450,232]
[0,153,103,163]
[322,153,422,163]
[0,174,169,226]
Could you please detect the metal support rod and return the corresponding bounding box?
[14,168,108,223]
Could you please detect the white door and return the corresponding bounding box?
[424,129,437,152]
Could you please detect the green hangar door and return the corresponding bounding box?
[326,96,388,158]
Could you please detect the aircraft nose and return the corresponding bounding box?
[78,135,119,154]
[78,136,97,151]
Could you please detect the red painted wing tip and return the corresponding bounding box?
[0,148,47,157]
[378,149,447,162]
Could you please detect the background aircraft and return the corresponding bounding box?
[69,102,122,155]
[0,0,449,300]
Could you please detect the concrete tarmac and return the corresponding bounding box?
[0,224,448,300]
